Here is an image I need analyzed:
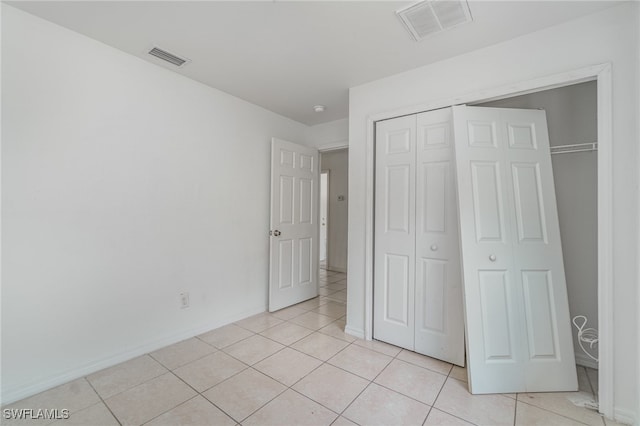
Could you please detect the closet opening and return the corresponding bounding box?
[366,64,612,415]
[473,81,599,375]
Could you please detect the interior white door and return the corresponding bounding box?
[269,138,319,312]
[320,172,328,263]
[374,110,465,366]
[414,108,465,366]
[374,115,416,349]
[452,105,578,393]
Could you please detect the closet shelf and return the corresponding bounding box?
[550,142,598,155]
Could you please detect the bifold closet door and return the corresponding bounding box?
[452,105,577,393]
[374,115,416,349]
[374,110,464,366]
[414,109,465,366]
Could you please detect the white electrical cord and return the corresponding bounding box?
[572,315,599,363]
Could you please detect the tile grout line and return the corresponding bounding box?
[83,377,123,426]
[516,397,599,426]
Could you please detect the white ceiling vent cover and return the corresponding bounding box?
[397,0,472,41]
[148,47,189,67]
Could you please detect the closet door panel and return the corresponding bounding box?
[415,108,465,366]
[374,115,416,350]
[501,108,576,389]
[453,105,577,394]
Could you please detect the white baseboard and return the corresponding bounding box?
[575,353,599,370]
[344,324,365,340]
[1,305,267,405]
[325,265,347,273]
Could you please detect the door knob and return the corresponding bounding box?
[272,230,281,237]
[489,254,497,262]
[430,244,438,251]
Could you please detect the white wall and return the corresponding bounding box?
[320,150,349,272]
[347,3,638,423]
[1,5,309,403]
[478,82,599,369]
[306,118,349,150]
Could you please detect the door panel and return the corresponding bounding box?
[374,109,465,366]
[511,163,547,243]
[269,138,319,311]
[414,108,465,366]
[385,254,410,326]
[478,269,515,361]
[386,165,411,233]
[374,115,416,349]
[521,270,558,359]
[471,161,506,242]
[419,258,446,333]
[452,105,577,393]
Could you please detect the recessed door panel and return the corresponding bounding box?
[471,161,505,242]
[419,258,446,333]
[522,270,559,360]
[299,178,313,225]
[468,121,497,148]
[278,239,294,289]
[300,154,314,172]
[386,165,411,233]
[385,254,410,325]
[479,270,514,361]
[508,123,537,150]
[422,162,448,234]
[387,129,411,154]
[512,163,547,243]
[299,237,313,287]
[279,176,294,225]
[421,122,450,149]
[280,149,295,168]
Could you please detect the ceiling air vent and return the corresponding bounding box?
[148,47,189,67]
[396,0,472,41]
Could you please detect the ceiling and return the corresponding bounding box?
[7,1,620,125]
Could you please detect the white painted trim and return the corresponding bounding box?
[636,7,640,426]
[318,140,349,152]
[344,325,365,340]
[365,117,375,341]
[596,64,615,422]
[1,305,267,405]
[326,266,347,273]
[362,63,613,417]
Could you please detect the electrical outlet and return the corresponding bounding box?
[180,292,190,309]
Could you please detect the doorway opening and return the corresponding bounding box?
[320,171,329,270]
[319,149,349,274]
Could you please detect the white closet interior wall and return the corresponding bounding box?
[476,81,598,368]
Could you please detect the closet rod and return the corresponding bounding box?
[550,142,598,155]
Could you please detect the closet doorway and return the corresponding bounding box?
[371,80,601,397]
[475,81,599,371]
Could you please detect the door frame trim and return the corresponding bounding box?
[362,63,612,417]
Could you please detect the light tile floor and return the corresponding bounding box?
[4,269,618,426]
